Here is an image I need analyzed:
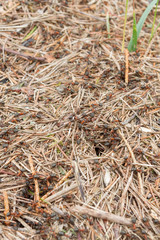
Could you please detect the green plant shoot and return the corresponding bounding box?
[122,0,129,52]
[22,25,38,42]
[150,0,160,42]
[131,11,138,52]
[128,0,158,52]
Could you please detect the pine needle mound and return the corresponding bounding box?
[0,1,160,239]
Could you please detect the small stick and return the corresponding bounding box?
[155,177,160,191]
[146,108,160,115]
[118,130,136,165]
[125,49,129,85]
[28,155,40,210]
[42,169,73,200]
[88,224,101,239]
[0,155,17,170]
[57,144,70,161]
[118,129,144,195]
[51,206,66,217]
[16,217,35,233]
[45,183,78,202]
[101,44,120,71]
[0,45,46,62]
[70,206,132,226]
[148,184,159,208]
[130,184,160,215]
[72,161,85,202]
[3,191,10,225]
[120,172,133,215]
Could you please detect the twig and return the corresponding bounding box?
[16,217,36,233]
[28,155,40,210]
[101,44,120,70]
[70,206,132,226]
[118,129,144,195]
[0,155,17,170]
[45,183,78,202]
[125,48,129,85]
[0,45,46,62]
[148,184,159,208]
[120,172,133,215]
[130,184,160,215]
[42,168,73,200]
[3,191,10,225]
[72,160,85,202]
[51,206,66,216]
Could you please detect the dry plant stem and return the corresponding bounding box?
[0,155,17,170]
[148,184,159,208]
[130,184,160,215]
[118,129,144,195]
[101,44,120,70]
[42,168,73,200]
[0,184,26,192]
[45,183,78,202]
[0,45,46,62]
[0,1,159,239]
[87,223,102,239]
[57,144,70,161]
[143,36,155,63]
[120,97,147,125]
[28,155,40,209]
[120,172,133,216]
[16,217,35,233]
[125,49,129,85]
[71,206,132,226]
[72,160,85,202]
[3,190,10,225]
[51,206,66,216]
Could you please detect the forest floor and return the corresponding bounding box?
[0,0,160,239]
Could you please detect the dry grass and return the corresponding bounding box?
[0,0,160,239]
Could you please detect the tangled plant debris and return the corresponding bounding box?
[0,0,160,240]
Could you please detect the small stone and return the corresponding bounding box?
[56,84,66,94]
[147,194,152,199]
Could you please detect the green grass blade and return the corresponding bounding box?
[150,0,160,42]
[22,25,38,42]
[128,0,157,52]
[131,11,138,52]
[122,0,129,52]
